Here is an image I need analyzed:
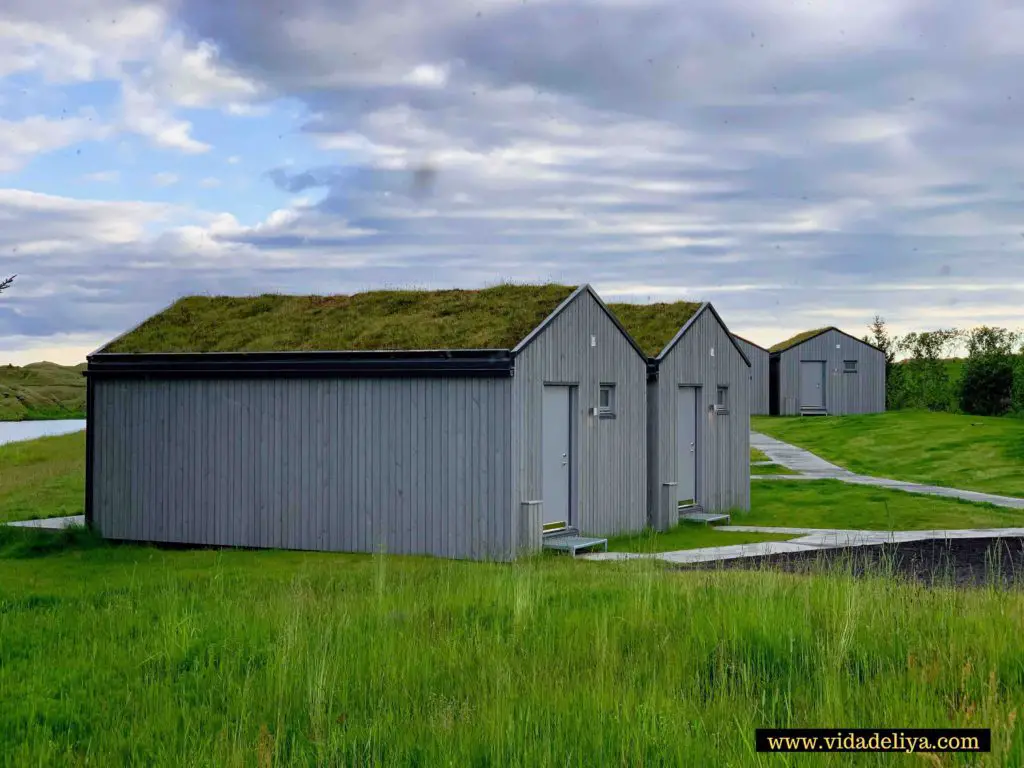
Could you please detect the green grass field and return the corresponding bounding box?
[1,527,1023,765]
[607,524,793,552]
[0,431,85,523]
[748,480,1024,530]
[750,446,771,462]
[0,361,86,420]
[753,411,1024,498]
[751,463,798,476]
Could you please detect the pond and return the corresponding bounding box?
[0,420,87,447]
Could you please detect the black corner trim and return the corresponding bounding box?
[84,349,515,379]
[84,372,94,529]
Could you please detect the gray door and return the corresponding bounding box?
[677,386,698,505]
[800,361,826,409]
[542,386,572,527]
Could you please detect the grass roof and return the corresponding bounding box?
[607,301,704,357]
[769,327,832,353]
[102,284,578,354]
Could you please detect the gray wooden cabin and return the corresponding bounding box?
[610,301,751,529]
[732,335,769,416]
[84,284,649,561]
[768,327,885,416]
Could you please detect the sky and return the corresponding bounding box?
[2,0,1024,365]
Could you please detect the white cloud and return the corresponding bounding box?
[151,172,178,187]
[82,170,119,182]
[226,155,240,164]
[0,111,110,171]
[121,84,210,153]
[199,177,221,188]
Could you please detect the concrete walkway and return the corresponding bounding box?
[750,432,1024,509]
[582,527,1024,565]
[5,515,84,530]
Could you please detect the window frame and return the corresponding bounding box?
[843,359,859,373]
[715,385,729,414]
[598,383,616,419]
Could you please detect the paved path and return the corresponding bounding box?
[750,432,1024,509]
[582,527,1024,565]
[5,515,84,530]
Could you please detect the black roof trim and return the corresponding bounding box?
[85,349,514,379]
[511,284,650,362]
[768,327,883,357]
[653,302,752,368]
[732,334,769,352]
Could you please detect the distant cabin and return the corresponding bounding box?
[731,335,769,416]
[610,301,751,528]
[84,284,649,560]
[768,327,885,416]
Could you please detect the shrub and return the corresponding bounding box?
[959,355,1015,416]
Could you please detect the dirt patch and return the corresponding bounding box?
[687,537,1024,588]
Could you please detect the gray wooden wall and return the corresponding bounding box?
[91,377,516,560]
[651,308,751,515]
[775,330,886,415]
[512,289,648,539]
[733,337,769,415]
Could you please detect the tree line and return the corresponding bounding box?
[865,317,1024,417]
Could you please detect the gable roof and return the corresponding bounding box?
[609,301,751,366]
[606,301,703,358]
[732,334,768,353]
[100,284,579,354]
[769,326,883,355]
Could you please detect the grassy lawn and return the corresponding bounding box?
[750,446,771,462]
[748,480,1024,530]
[1,527,1023,764]
[606,524,793,552]
[750,463,798,476]
[0,431,85,523]
[753,411,1024,498]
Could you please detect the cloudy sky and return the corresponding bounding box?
[2,0,1024,364]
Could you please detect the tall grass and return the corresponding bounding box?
[1,538,1022,765]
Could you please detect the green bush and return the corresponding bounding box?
[959,356,1014,416]
[1012,356,1024,416]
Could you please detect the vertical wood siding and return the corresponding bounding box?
[774,330,886,415]
[512,290,648,538]
[732,337,770,415]
[91,376,514,560]
[653,309,751,514]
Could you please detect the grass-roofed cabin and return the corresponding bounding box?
[609,302,751,529]
[768,327,885,416]
[731,335,770,416]
[84,284,649,560]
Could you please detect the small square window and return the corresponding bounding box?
[844,360,858,373]
[715,386,729,413]
[599,384,616,417]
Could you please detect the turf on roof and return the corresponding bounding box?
[769,327,832,353]
[608,301,704,357]
[103,284,577,353]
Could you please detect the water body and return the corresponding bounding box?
[0,420,87,446]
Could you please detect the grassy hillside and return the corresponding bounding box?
[0,431,85,523]
[1,530,1023,764]
[752,411,1024,498]
[0,362,86,421]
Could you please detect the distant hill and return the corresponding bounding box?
[0,362,86,421]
